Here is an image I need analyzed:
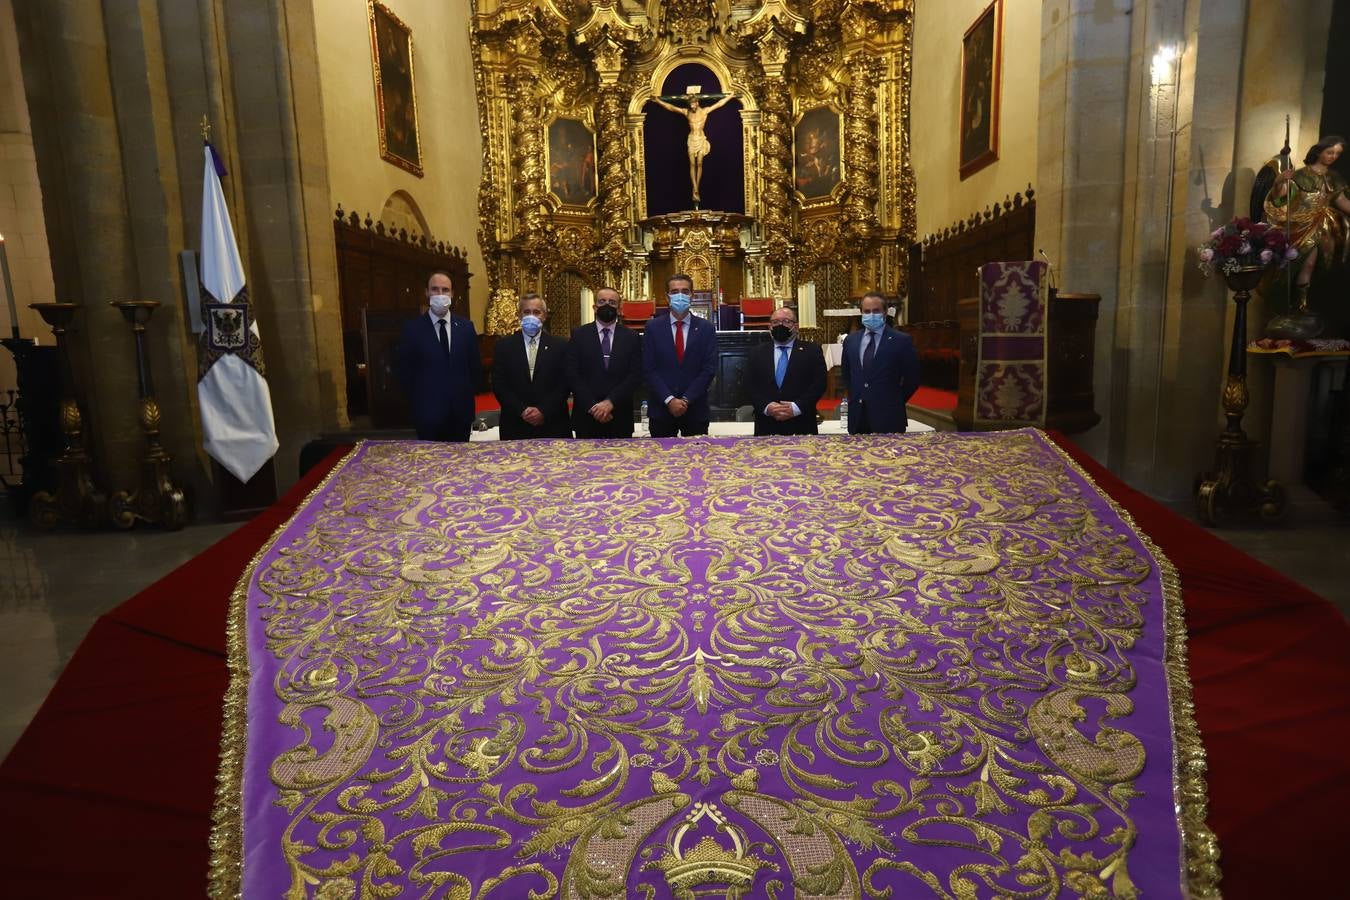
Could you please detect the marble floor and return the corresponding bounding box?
[1,505,1346,763]
[0,521,241,760]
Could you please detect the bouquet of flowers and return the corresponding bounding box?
[1197,217,1297,276]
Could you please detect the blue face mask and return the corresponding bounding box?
[668,293,692,315]
[861,312,885,332]
[521,314,543,337]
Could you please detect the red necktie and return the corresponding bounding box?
[675,319,685,363]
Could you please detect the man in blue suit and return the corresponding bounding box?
[643,272,719,437]
[840,291,920,434]
[396,271,481,441]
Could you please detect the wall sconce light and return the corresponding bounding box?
[1151,44,1180,85]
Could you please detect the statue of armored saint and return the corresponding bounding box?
[651,89,736,205]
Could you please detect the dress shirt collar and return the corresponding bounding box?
[774,337,796,352]
[428,309,449,327]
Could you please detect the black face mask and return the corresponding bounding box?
[770,324,794,343]
[595,304,619,323]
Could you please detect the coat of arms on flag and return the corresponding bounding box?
[196,137,279,483]
[206,302,249,352]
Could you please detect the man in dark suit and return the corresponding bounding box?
[747,306,827,436]
[492,292,571,440]
[840,291,920,434]
[642,272,719,437]
[396,270,481,442]
[566,286,643,438]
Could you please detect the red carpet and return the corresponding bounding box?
[909,385,958,411]
[1,437,1346,897]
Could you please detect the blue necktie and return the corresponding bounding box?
[775,346,789,389]
[863,332,877,371]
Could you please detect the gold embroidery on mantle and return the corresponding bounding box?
[208,432,1221,898]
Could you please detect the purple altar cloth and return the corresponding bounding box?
[213,431,1208,898]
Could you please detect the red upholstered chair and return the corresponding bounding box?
[740,296,775,330]
[621,299,655,331]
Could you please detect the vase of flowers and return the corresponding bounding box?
[1196,218,1297,437]
[1197,217,1322,338]
[1193,218,1291,526]
[1197,217,1295,282]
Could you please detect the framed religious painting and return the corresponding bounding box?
[794,105,844,204]
[368,0,423,177]
[546,117,597,208]
[959,0,1002,179]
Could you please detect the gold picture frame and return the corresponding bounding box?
[545,117,598,210]
[794,104,845,207]
[959,0,1002,180]
[368,0,423,177]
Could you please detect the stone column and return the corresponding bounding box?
[1035,0,1133,471]
[0,0,57,393]
[13,0,346,503]
[12,0,146,489]
[220,0,347,472]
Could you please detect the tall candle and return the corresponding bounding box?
[0,234,17,336]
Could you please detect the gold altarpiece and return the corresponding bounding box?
[471,0,915,337]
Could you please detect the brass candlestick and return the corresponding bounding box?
[27,302,109,529]
[109,300,187,529]
[1194,265,1286,526]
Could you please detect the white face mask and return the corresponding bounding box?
[429,294,451,314]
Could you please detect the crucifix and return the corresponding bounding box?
[651,86,736,205]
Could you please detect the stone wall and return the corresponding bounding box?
[1035,0,1334,499]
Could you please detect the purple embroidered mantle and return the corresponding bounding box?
[212,431,1209,898]
[975,260,1048,427]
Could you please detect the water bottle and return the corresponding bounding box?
[640,400,648,433]
[838,399,848,431]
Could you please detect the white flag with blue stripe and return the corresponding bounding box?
[197,142,278,482]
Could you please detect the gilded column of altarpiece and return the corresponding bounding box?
[471,1,917,337]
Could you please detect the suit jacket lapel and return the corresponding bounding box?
[787,343,806,384]
[683,316,699,353]
[660,315,675,355]
[510,332,528,375]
